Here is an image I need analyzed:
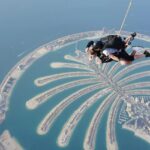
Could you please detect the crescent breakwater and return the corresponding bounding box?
[0,30,103,123]
[0,30,100,123]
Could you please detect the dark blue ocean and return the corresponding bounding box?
[0,0,150,150]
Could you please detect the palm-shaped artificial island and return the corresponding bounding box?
[26,38,150,150]
[0,30,150,150]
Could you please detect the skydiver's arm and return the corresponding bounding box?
[109,54,120,62]
[89,54,95,61]
[95,56,102,64]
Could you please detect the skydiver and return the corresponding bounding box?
[85,33,150,65]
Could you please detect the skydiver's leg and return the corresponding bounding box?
[124,32,137,47]
[119,50,134,61]
[130,50,150,59]
[114,51,133,65]
[116,50,150,65]
[119,60,132,65]
[144,50,150,57]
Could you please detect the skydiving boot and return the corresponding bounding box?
[144,50,150,57]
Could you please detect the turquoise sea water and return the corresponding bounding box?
[0,45,105,150]
[0,41,150,150]
[1,0,150,150]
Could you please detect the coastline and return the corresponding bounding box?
[123,125,150,144]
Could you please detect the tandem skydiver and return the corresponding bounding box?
[85,32,150,65]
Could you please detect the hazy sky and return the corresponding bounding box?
[0,0,150,81]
